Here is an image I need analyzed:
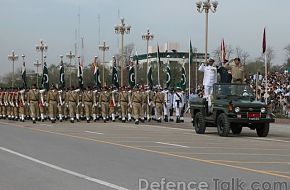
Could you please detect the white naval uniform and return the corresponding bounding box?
[173,91,184,118]
[163,90,173,117]
[198,64,217,97]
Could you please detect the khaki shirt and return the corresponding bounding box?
[83,90,93,102]
[47,90,58,102]
[154,92,165,104]
[68,91,77,102]
[132,91,142,103]
[28,89,39,102]
[119,91,128,102]
[225,62,244,82]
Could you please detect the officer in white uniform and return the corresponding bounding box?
[173,86,184,123]
[163,88,173,122]
[198,58,217,98]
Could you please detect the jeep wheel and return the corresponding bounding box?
[194,112,206,134]
[217,113,230,137]
[256,123,270,137]
[231,125,242,135]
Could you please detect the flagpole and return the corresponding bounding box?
[135,51,138,85]
[157,44,160,86]
[195,48,198,93]
[264,52,268,104]
[188,39,191,95]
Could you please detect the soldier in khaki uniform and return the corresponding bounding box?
[68,87,78,123]
[47,85,58,123]
[7,89,13,120]
[18,89,26,122]
[109,87,118,122]
[27,84,40,123]
[57,88,65,122]
[3,89,9,119]
[99,87,110,122]
[76,89,83,122]
[131,86,143,124]
[0,88,4,119]
[13,89,20,120]
[63,88,69,120]
[153,87,165,122]
[127,87,133,122]
[92,87,100,121]
[224,57,245,84]
[119,86,128,122]
[82,86,93,123]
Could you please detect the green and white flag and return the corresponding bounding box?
[180,66,186,91]
[21,62,27,89]
[59,61,65,89]
[128,65,135,88]
[77,61,83,89]
[147,66,153,89]
[112,57,119,88]
[166,64,171,88]
[41,62,49,90]
[93,62,101,89]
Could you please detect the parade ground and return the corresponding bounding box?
[0,119,289,190]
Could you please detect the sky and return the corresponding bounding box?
[1,0,290,76]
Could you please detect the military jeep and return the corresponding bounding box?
[190,84,275,137]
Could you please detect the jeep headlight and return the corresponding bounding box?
[234,107,240,113]
[261,107,266,113]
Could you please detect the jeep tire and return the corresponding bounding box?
[217,113,230,137]
[231,125,242,135]
[256,123,270,137]
[194,112,206,134]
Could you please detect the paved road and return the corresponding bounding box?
[0,119,289,190]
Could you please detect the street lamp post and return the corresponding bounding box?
[66,51,75,87]
[35,40,48,73]
[34,60,41,88]
[142,29,154,85]
[196,0,218,63]
[114,18,131,87]
[98,41,109,86]
[8,50,19,88]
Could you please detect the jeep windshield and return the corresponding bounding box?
[214,84,255,100]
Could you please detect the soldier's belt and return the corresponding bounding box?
[133,101,141,103]
[84,101,92,103]
[120,101,128,103]
[156,102,163,103]
[50,100,57,101]
[30,100,38,102]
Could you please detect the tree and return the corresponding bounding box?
[284,44,290,67]
[265,47,275,69]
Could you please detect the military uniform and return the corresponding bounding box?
[173,88,184,123]
[119,87,129,122]
[27,87,40,123]
[82,88,93,122]
[153,89,165,122]
[18,89,26,122]
[163,89,174,122]
[13,90,19,120]
[0,89,4,118]
[92,89,100,121]
[47,88,58,123]
[68,89,78,123]
[57,90,65,122]
[39,89,47,121]
[131,88,143,124]
[99,88,110,122]
[224,59,244,84]
[109,88,119,122]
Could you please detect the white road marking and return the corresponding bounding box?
[247,137,290,143]
[171,152,290,157]
[0,146,129,190]
[84,131,103,135]
[38,124,54,127]
[155,142,190,148]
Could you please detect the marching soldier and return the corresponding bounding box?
[109,86,118,122]
[27,84,40,123]
[173,86,184,123]
[119,86,128,122]
[153,87,165,122]
[92,87,100,121]
[63,87,70,120]
[18,88,26,122]
[83,86,93,123]
[127,86,133,122]
[131,85,143,124]
[99,86,110,122]
[163,87,174,122]
[68,86,78,123]
[47,85,58,123]
[13,88,20,121]
[3,89,9,119]
[39,89,47,122]
[76,89,83,122]
[57,87,65,122]
[0,88,3,119]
